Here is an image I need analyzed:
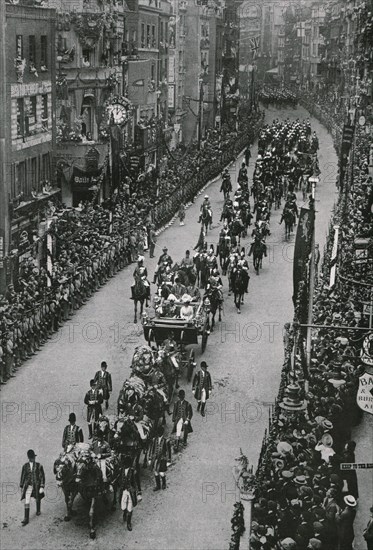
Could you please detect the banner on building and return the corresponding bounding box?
[339,123,354,188]
[168,84,175,109]
[71,166,102,189]
[292,206,315,305]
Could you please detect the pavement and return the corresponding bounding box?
[1,104,360,550]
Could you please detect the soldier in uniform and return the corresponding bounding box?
[192,361,212,416]
[62,412,84,451]
[20,449,45,526]
[148,425,172,491]
[172,389,193,451]
[84,379,103,439]
[148,224,157,258]
[153,247,173,284]
[120,455,139,531]
[94,361,113,410]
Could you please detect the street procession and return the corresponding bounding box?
[0,0,373,549]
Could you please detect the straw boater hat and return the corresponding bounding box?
[344,495,357,507]
[321,433,334,448]
[181,294,192,304]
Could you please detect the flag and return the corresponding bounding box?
[249,36,260,58]
[292,206,315,308]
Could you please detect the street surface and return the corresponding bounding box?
[0,105,340,550]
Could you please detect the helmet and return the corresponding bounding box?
[204,194,209,199]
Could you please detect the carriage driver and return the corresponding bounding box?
[153,247,173,284]
[90,432,111,483]
[131,256,150,300]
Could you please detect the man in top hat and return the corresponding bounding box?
[94,361,113,410]
[62,412,84,451]
[192,361,212,416]
[20,449,45,526]
[172,389,193,451]
[148,425,172,491]
[148,223,157,258]
[84,379,103,439]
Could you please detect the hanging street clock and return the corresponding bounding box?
[105,95,131,125]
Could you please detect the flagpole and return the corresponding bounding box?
[305,178,317,392]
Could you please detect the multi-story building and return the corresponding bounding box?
[0,1,57,290]
[222,0,240,127]
[167,0,187,147]
[46,0,129,207]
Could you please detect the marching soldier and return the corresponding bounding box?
[62,412,84,451]
[84,379,103,439]
[94,361,113,410]
[20,450,45,526]
[172,389,193,451]
[148,425,172,491]
[192,361,212,416]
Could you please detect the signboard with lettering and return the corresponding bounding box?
[71,166,101,188]
[356,371,373,415]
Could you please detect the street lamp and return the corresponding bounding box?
[232,450,257,549]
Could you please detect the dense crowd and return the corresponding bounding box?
[234,108,373,549]
[0,109,264,386]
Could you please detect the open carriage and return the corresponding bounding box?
[142,298,209,386]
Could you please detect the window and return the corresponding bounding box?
[41,36,48,68]
[42,154,50,181]
[17,99,24,137]
[151,25,156,47]
[147,25,151,48]
[29,35,36,64]
[151,63,155,80]
[160,21,164,42]
[57,34,67,54]
[31,157,37,189]
[165,22,168,43]
[17,161,27,196]
[82,48,91,66]
[29,96,37,126]
[41,94,48,128]
[16,35,23,59]
[141,24,145,47]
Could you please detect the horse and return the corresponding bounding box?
[54,450,79,522]
[132,274,149,323]
[282,208,296,239]
[220,203,234,225]
[172,263,197,287]
[200,204,213,234]
[204,287,223,331]
[96,415,112,444]
[193,252,209,289]
[216,237,231,276]
[112,416,144,495]
[249,238,266,275]
[230,267,247,313]
[230,218,245,248]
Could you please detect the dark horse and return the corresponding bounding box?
[200,205,213,234]
[132,274,150,323]
[249,238,267,275]
[281,208,296,239]
[230,267,247,313]
[75,452,121,538]
[194,252,209,289]
[204,287,223,331]
[216,237,231,276]
[172,263,197,287]
[54,451,78,522]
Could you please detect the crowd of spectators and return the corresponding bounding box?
[0,109,264,386]
[232,107,373,549]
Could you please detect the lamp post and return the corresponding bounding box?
[232,451,257,550]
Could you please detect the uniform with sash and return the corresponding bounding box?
[62,423,84,450]
[84,388,103,422]
[93,370,112,401]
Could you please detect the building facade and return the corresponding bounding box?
[0,2,57,290]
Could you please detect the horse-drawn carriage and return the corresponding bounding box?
[142,297,210,358]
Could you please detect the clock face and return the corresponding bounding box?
[107,103,127,124]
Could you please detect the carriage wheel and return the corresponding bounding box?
[201,331,208,353]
